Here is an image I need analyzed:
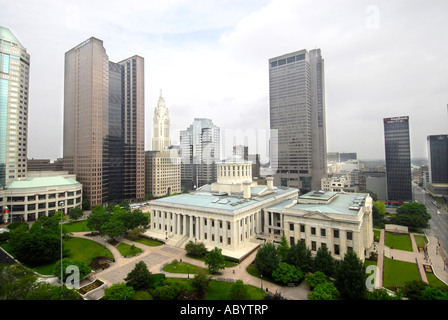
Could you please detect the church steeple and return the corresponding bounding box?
[152,90,171,151]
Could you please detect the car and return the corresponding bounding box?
[437,211,440,215]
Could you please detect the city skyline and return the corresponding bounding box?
[1,1,447,162]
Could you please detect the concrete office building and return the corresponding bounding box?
[63,37,144,208]
[180,118,220,190]
[383,116,413,205]
[427,134,448,197]
[269,49,327,192]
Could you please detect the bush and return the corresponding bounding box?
[308,281,340,300]
[272,262,303,285]
[151,283,186,300]
[305,271,328,289]
[185,241,207,258]
[104,283,135,300]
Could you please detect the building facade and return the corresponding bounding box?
[180,118,220,190]
[269,49,327,192]
[145,150,181,198]
[383,116,412,204]
[146,161,298,260]
[264,190,374,261]
[152,94,171,152]
[63,38,144,208]
[427,134,448,197]
[0,27,30,187]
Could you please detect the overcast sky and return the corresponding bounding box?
[2,0,447,162]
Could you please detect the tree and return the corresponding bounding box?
[374,201,386,216]
[191,269,211,296]
[305,271,329,290]
[53,258,91,283]
[308,281,340,300]
[228,280,249,300]
[402,280,428,300]
[100,217,126,240]
[253,242,280,277]
[421,286,448,300]
[285,241,313,273]
[313,246,336,277]
[185,241,207,258]
[68,207,83,220]
[359,190,377,202]
[334,251,366,300]
[124,261,152,291]
[204,247,226,274]
[86,206,111,233]
[25,283,81,300]
[0,264,38,300]
[272,262,304,285]
[392,202,431,231]
[276,236,289,261]
[104,283,135,300]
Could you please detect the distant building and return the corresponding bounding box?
[180,118,220,190]
[152,93,171,152]
[321,174,358,193]
[427,134,448,197]
[383,116,412,204]
[27,158,63,171]
[145,150,181,198]
[269,49,327,192]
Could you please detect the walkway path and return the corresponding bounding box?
[72,232,310,300]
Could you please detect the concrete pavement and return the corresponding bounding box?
[72,232,310,300]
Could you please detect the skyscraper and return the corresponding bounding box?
[383,116,412,204]
[152,93,171,152]
[269,49,327,193]
[180,118,220,189]
[0,27,30,187]
[63,37,144,208]
[427,134,448,197]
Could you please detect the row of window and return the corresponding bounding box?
[289,223,354,240]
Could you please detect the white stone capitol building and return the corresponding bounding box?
[145,160,374,261]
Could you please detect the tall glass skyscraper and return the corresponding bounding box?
[383,116,413,204]
[269,49,327,192]
[180,118,220,190]
[427,134,448,197]
[0,27,30,187]
[63,38,144,208]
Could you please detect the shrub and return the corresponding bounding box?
[272,262,303,285]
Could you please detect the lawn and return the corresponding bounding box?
[385,232,413,252]
[426,272,448,290]
[383,257,420,289]
[413,234,428,249]
[64,219,92,233]
[163,260,207,274]
[116,243,142,257]
[63,237,114,265]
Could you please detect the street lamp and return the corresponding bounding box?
[59,201,64,287]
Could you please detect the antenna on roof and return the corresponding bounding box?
[159,89,162,98]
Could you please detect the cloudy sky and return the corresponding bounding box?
[1,0,447,162]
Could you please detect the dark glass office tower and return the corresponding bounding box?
[269,49,327,192]
[427,134,448,197]
[383,116,412,204]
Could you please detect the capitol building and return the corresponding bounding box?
[145,160,374,261]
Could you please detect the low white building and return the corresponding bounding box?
[145,160,298,260]
[1,171,82,223]
[264,190,374,261]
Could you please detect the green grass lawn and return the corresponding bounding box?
[163,260,207,274]
[127,235,163,247]
[116,243,142,257]
[385,232,413,251]
[63,237,114,265]
[383,257,420,289]
[64,219,92,233]
[426,272,448,290]
[413,234,428,249]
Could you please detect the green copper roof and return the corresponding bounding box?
[5,176,81,190]
[0,26,25,50]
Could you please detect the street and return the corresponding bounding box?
[413,185,448,252]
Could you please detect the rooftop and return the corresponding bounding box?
[151,185,297,211]
[0,26,25,50]
[5,176,81,190]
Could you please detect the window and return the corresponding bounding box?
[333,229,339,238]
[347,231,353,240]
[300,224,305,232]
[311,227,316,235]
[320,228,326,237]
[289,223,294,231]
[311,241,316,251]
[334,244,340,255]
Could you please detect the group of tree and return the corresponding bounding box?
[390,202,431,231]
[253,237,369,299]
[86,203,149,241]
[184,241,226,274]
[0,263,81,300]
